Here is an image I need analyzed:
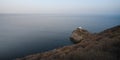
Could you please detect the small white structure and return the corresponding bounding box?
[78,26,83,29]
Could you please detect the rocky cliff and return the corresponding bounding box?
[16,25,120,60]
[70,28,93,43]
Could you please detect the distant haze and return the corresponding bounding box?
[0,0,120,15]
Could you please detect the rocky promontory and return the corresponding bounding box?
[70,27,93,43]
[16,25,120,60]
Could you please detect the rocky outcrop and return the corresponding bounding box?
[16,25,120,60]
[70,28,93,43]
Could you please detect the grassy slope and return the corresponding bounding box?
[16,25,120,60]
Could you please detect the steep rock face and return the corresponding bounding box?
[16,25,120,60]
[70,28,92,43]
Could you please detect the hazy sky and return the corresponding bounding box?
[0,0,120,14]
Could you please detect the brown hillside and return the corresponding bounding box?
[16,25,120,60]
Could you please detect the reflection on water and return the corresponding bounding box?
[0,14,120,60]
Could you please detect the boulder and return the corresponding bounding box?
[70,28,91,43]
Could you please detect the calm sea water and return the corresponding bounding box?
[0,14,120,60]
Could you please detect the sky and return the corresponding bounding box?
[0,0,120,14]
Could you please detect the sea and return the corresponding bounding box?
[0,14,120,60]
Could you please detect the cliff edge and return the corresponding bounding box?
[16,25,120,60]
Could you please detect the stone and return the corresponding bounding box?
[70,27,90,43]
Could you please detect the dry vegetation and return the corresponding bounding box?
[16,25,120,60]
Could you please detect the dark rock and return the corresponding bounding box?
[70,28,92,43]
